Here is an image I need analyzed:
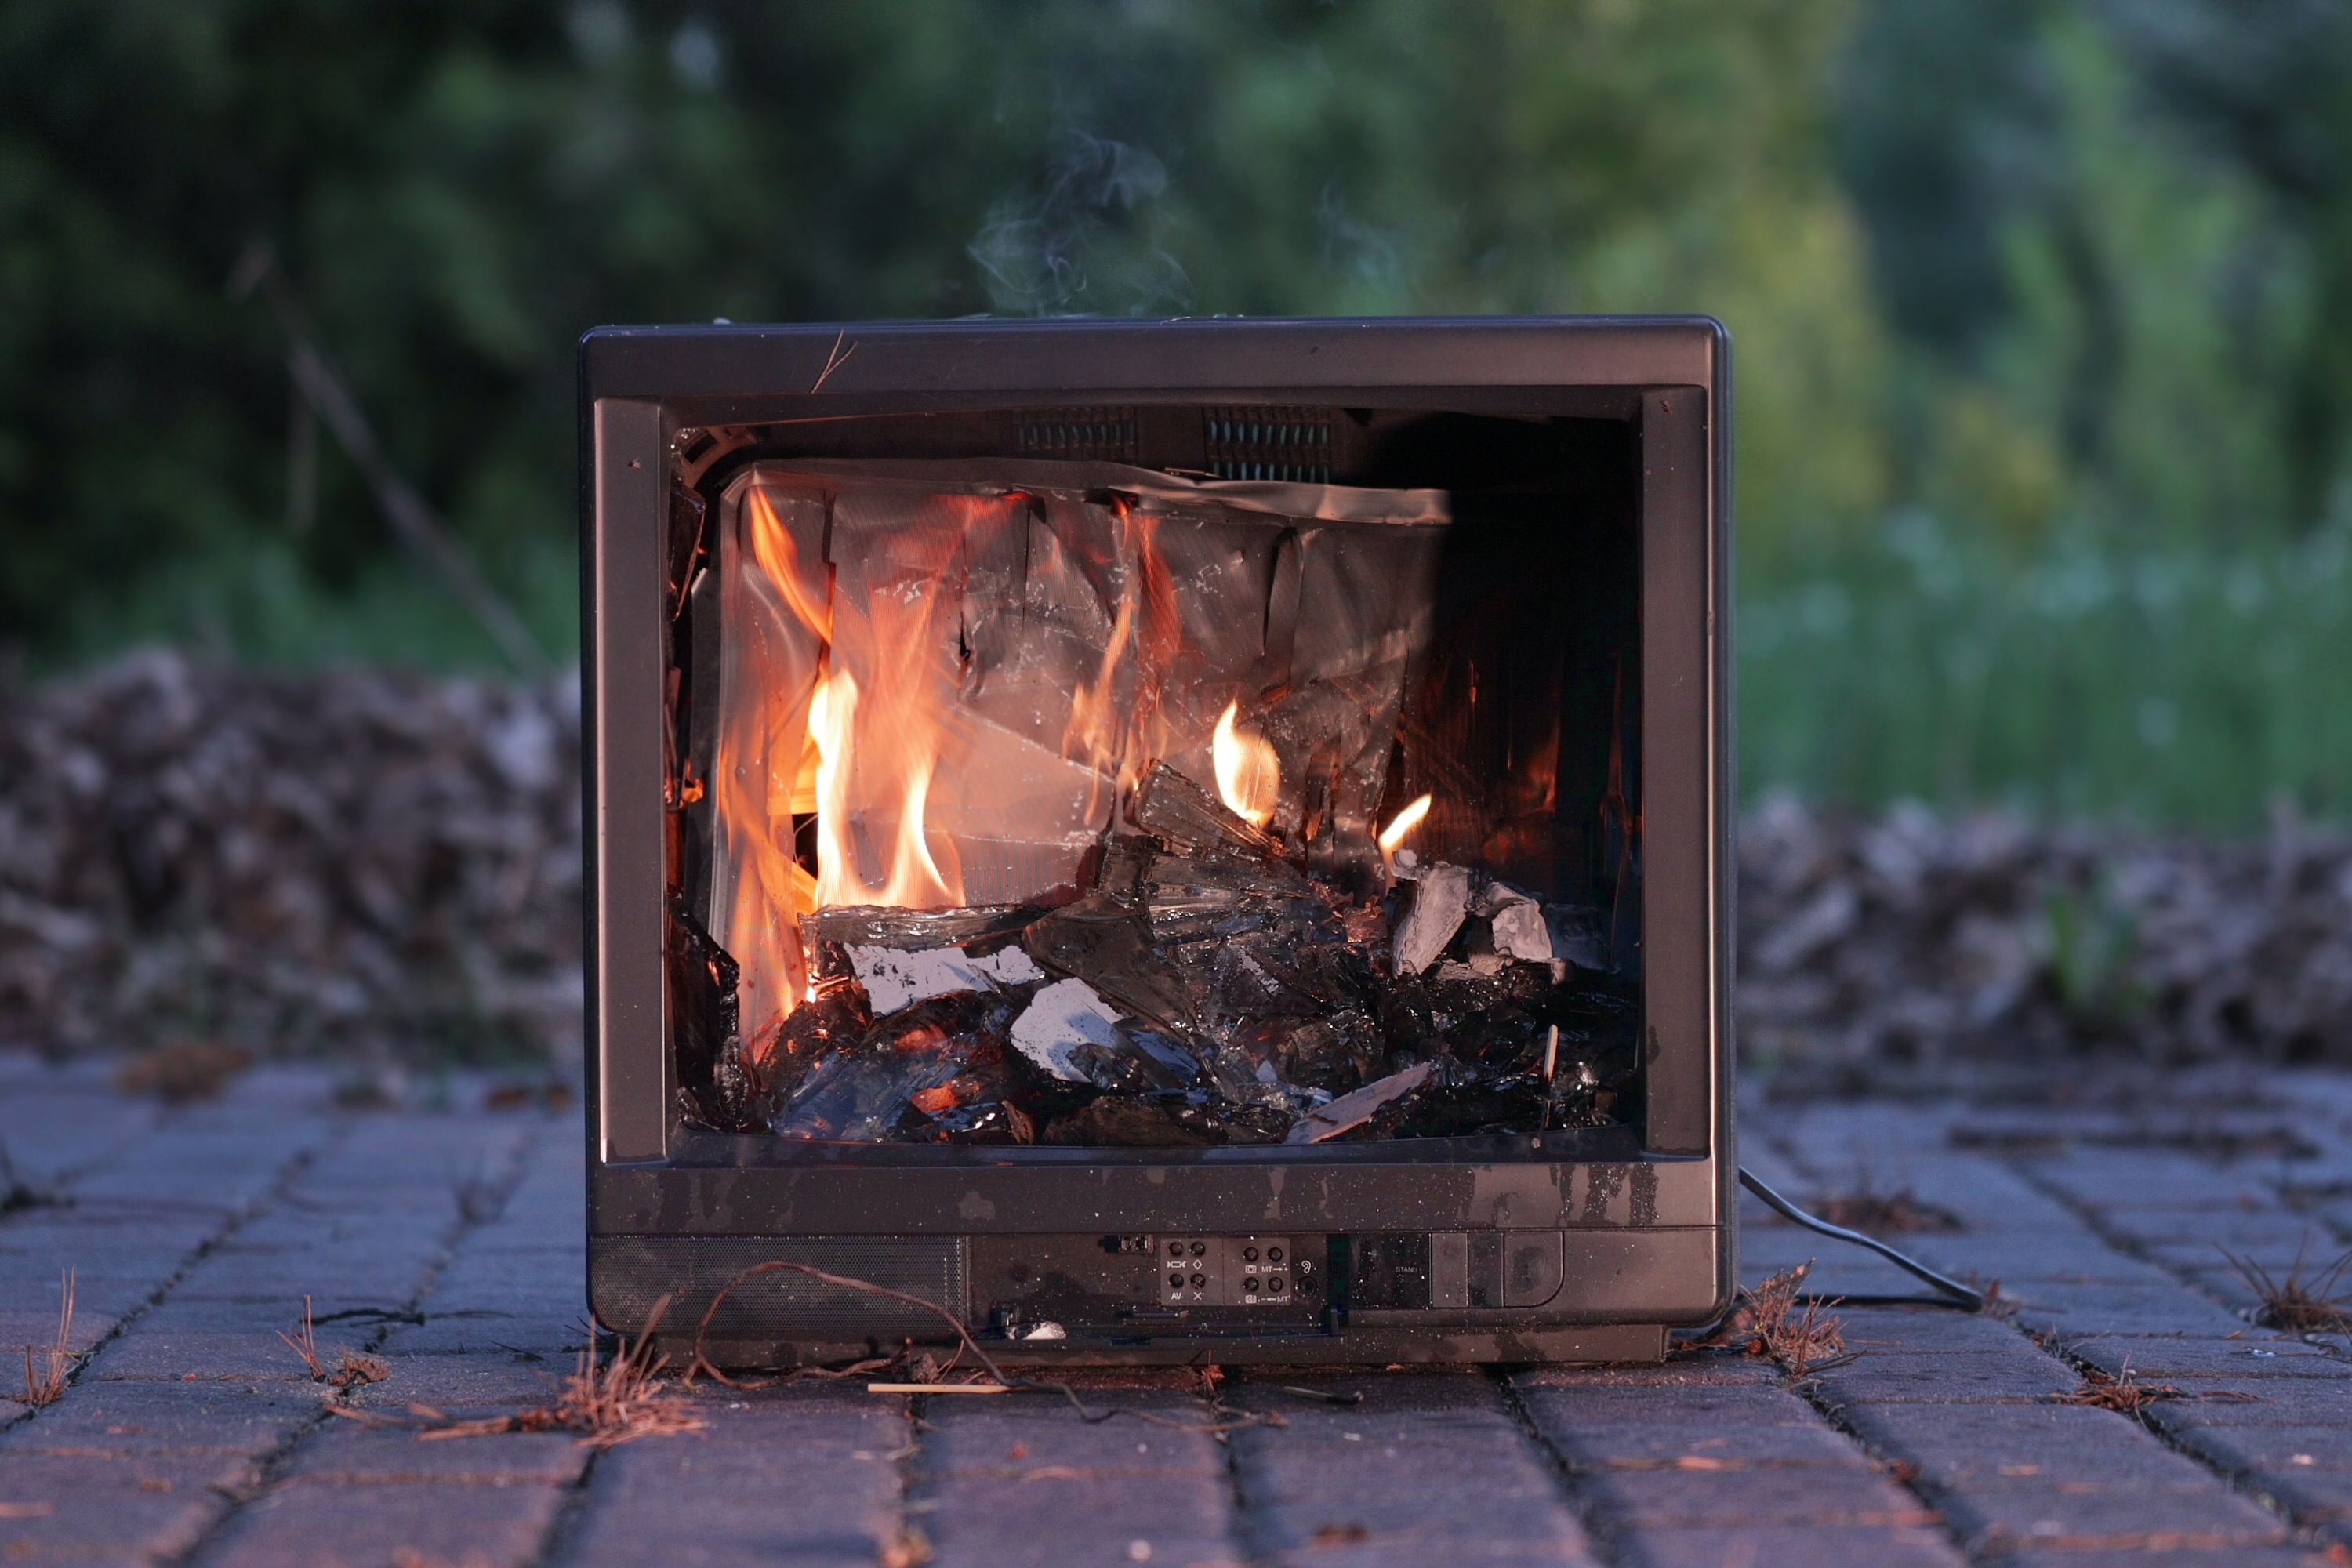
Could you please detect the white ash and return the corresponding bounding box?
[1476,882,1555,964]
[974,946,1045,986]
[1009,978,1127,1082]
[1391,862,1472,975]
[845,942,1045,1015]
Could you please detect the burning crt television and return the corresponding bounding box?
[583,318,1733,1365]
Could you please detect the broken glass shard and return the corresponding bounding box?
[1392,862,1472,975]
[1020,893,1194,1034]
[1131,762,1282,859]
[1286,1061,1439,1143]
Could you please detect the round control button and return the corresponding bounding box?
[1167,1241,1183,1257]
[1267,1247,1284,1263]
[1168,1273,1184,1290]
[1190,1272,1205,1288]
[1266,1276,1286,1293]
[1242,1247,1258,1262]
[1243,1276,1259,1294]
[1189,1240,1206,1257]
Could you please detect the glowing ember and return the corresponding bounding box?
[1377,793,1433,855]
[1210,700,1280,827]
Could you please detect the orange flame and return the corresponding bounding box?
[805,669,957,909]
[711,485,831,1035]
[1061,503,1181,815]
[1377,793,1433,856]
[1211,700,1280,826]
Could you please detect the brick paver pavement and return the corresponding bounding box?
[7,1053,2352,1566]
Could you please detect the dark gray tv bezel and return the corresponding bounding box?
[580,316,1733,1336]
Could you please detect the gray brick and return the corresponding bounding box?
[379,1306,590,1356]
[561,1393,905,1568]
[2171,1421,2352,1475]
[1897,1232,2171,1285]
[0,1455,243,1563]
[1838,1400,2212,1490]
[2147,1239,2331,1274]
[2097,1212,2319,1250]
[1982,1548,2336,1567]
[1740,1231,1938,1298]
[18,1062,2352,1566]
[86,1298,326,1381]
[171,1240,444,1306]
[1617,1523,1963,1568]
[1835,1307,2056,1356]
[2067,1334,2352,1381]
[2145,1379,2352,1427]
[1586,1465,1936,1529]
[923,1400,1222,1479]
[1539,1417,1868,1472]
[1936,1477,2287,1552]
[2259,1463,2352,1520]
[1996,1279,2256,1338]
[929,1465,1239,1568]
[201,1475,570,1568]
[1513,1384,1817,1432]
[0,1379,320,1458]
[347,1351,576,1416]
[1806,1350,2082,1406]
[278,1423,590,1486]
[2028,1152,2271,1210]
[1230,1379,1595,1567]
[1517,1377,1860,1475]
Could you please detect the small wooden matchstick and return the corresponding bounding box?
[866,1382,1014,1396]
[1542,1024,1559,1083]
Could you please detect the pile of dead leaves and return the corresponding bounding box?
[7,652,2352,1076]
[1741,793,2352,1073]
[0,650,581,1067]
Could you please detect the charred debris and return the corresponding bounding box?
[674,760,1638,1148]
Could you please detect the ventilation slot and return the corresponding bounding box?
[1015,408,1141,463]
[1205,407,1333,483]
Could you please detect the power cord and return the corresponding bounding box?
[1738,1166,1986,1312]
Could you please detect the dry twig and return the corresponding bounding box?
[22,1269,75,1406]
[2062,1362,2182,1418]
[2222,1242,2352,1334]
[686,1261,1281,1436]
[330,1350,391,1390]
[340,1300,699,1447]
[279,1295,325,1379]
[228,241,548,676]
[1737,1262,1851,1377]
[811,330,858,392]
[279,1297,388,1390]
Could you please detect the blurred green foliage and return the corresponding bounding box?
[3,0,2349,822]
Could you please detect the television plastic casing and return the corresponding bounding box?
[580,316,1734,1365]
